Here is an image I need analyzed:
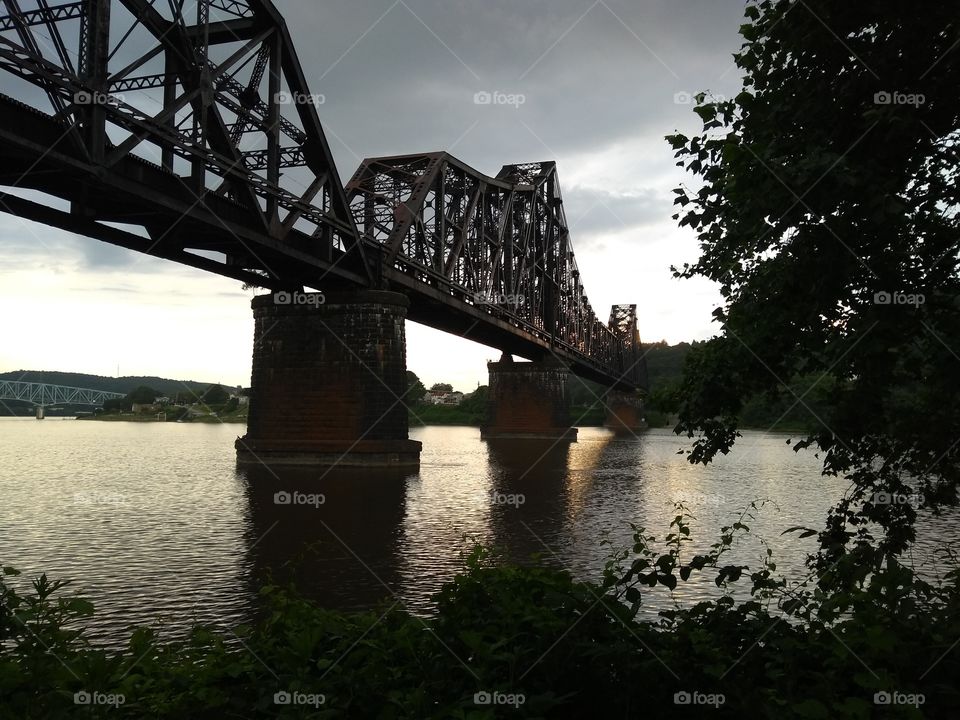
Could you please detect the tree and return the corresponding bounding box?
[102,397,129,413]
[126,386,158,405]
[200,384,230,405]
[459,385,488,418]
[669,0,959,588]
[404,371,427,408]
[429,383,453,393]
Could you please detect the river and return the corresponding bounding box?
[0,418,955,647]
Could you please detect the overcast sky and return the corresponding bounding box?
[0,0,748,392]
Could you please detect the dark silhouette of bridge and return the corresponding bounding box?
[0,0,648,466]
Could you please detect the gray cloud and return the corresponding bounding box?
[280,0,747,178]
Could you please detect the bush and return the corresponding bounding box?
[2,507,958,718]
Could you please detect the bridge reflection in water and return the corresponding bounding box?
[237,463,411,612]
[237,434,624,614]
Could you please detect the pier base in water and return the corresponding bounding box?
[236,290,421,468]
[603,390,647,434]
[480,354,577,441]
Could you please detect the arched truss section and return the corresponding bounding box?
[346,152,647,390]
[0,0,370,287]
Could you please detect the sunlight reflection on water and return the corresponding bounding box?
[0,419,955,647]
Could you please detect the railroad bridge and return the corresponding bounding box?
[0,0,648,467]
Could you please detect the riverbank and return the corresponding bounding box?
[2,527,956,719]
[78,408,249,423]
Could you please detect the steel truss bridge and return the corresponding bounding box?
[0,380,124,406]
[0,0,647,390]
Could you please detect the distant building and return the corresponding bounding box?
[424,390,464,406]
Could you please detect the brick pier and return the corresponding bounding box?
[236,290,421,468]
[480,354,577,441]
[603,390,647,434]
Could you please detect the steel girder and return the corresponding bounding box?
[0,0,370,288]
[346,152,647,390]
[0,2,646,391]
[0,380,124,405]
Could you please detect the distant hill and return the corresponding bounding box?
[642,341,695,390]
[0,370,222,397]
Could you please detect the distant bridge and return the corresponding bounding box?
[0,381,125,406]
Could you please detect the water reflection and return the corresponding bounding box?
[483,439,571,563]
[238,463,412,612]
[3,420,956,648]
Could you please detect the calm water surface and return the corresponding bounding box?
[0,418,955,647]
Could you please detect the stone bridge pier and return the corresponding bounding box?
[481,353,578,441]
[236,290,421,468]
[603,390,647,434]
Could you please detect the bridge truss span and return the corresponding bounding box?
[0,380,124,406]
[0,0,370,288]
[0,0,647,393]
[346,152,647,390]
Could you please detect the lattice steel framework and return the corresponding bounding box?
[0,0,370,287]
[346,153,646,389]
[0,1,646,391]
[0,380,124,405]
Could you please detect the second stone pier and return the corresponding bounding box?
[480,354,578,441]
[603,389,648,434]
